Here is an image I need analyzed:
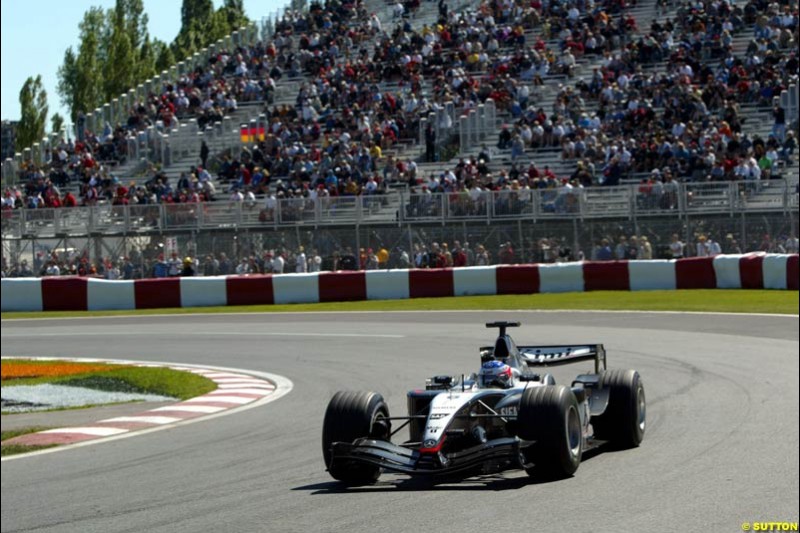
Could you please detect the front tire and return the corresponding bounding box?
[517,385,583,478]
[322,391,390,485]
[591,369,645,448]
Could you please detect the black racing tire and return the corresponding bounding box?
[322,391,390,485]
[517,385,582,478]
[591,369,645,448]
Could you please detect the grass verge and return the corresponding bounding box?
[1,427,58,457]
[1,364,217,400]
[1,290,797,318]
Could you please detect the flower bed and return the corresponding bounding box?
[1,360,122,381]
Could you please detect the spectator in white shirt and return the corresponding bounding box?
[707,237,722,256]
[296,247,307,273]
[670,234,684,258]
[272,253,285,274]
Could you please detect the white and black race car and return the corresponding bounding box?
[322,322,645,484]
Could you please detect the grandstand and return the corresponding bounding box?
[1,0,798,277]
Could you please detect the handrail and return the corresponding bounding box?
[2,180,796,238]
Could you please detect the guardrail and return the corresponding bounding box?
[2,255,797,312]
[1,180,796,238]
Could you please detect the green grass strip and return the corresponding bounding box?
[1,427,60,456]
[1,444,60,456]
[1,426,54,441]
[1,290,797,318]
[2,365,217,400]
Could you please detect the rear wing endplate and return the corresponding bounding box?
[517,344,607,374]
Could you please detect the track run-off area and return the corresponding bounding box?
[1,310,797,532]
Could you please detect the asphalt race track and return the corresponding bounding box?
[2,311,798,533]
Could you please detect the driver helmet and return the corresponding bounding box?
[478,360,515,389]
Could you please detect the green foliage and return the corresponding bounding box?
[2,427,54,441]
[58,7,107,122]
[57,0,250,123]
[223,0,248,29]
[51,113,65,134]
[56,48,78,122]
[2,365,217,400]
[172,0,251,62]
[104,0,136,101]
[153,39,176,73]
[96,367,217,399]
[136,35,157,83]
[60,375,150,394]
[17,76,48,149]
[1,444,59,457]
[2,428,58,457]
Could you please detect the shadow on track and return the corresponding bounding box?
[295,446,609,493]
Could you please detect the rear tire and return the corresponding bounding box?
[322,391,390,485]
[591,369,645,448]
[517,385,582,478]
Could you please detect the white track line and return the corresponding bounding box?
[101,416,182,425]
[183,396,255,404]
[210,387,274,394]
[150,405,227,413]
[40,427,129,437]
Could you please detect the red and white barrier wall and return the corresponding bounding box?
[2,254,797,313]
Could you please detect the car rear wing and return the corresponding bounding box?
[517,344,607,374]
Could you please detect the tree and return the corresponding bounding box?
[51,113,65,134]
[172,0,250,61]
[57,8,106,121]
[56,48,78,121]
[56,0,250,125]
[136,35,157,83]
[123,0,148,51]
[180,0,214,31]
[153,39,176,73]
[222,0,248,30]
[104,0,136,101]
[207,9,234,43]
[74,9,106,120]
[17,75,49,149]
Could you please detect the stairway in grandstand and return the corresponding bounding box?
[44,0,798,226]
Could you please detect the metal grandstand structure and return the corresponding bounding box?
[1,0,798,271]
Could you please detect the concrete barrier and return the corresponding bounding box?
[272,273,319,304]
[539,263,584,293]
[181,276,227,308]
[453,266,497,296]
[409,269,454,298]
[366,270,409,300]
[675,257,716,289]
[1,255,797,312]
[628,260,676,291]
[226,275,273,306]
[87,279,135,311]
[713,254,745,289]
[496,265,540,294]
[583,261,630,291]
[1,278,43,312]
[762,254,792,290]
[319,272,366,302]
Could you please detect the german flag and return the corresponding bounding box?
[240,124,266,143]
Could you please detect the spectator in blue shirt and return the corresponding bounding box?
[596,239,613,261]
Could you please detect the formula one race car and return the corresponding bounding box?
[322,322,645,484]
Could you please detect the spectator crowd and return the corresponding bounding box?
[3,0,798,283]
[3,231,796,279]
